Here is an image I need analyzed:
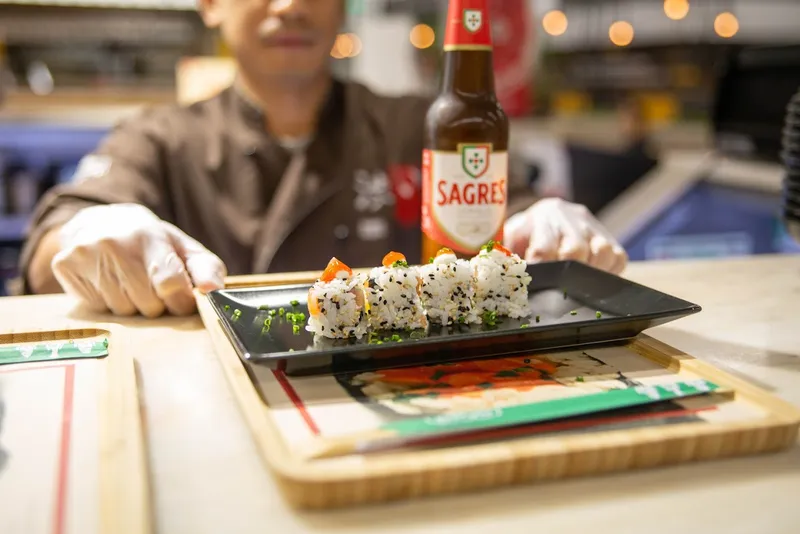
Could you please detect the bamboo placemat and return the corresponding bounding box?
[196,273,800,510]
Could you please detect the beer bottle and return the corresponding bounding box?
[421,0,509,262]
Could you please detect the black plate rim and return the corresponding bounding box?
[206,260,702,363]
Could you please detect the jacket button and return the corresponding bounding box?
[334,225,349,240]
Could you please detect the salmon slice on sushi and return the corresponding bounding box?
[419,247,479,326]
[366,252,428,331]
[470,241,532,319]
[306,258,369,339]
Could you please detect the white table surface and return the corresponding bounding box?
[3,254,799,534]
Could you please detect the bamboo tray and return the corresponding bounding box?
[197,272,800,510]
[0,327,151,534]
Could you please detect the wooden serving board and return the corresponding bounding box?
[0,327,151,534]
[197,273,800,510]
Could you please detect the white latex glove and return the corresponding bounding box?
[52,204,226,317]
[504,198,628,274]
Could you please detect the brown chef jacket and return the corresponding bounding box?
[18,79,536,294]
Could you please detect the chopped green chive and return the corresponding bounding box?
[263,317,272,326]
[278,308,285,317]
[520,323,529,328]
[258,305,270,311]
[576,376,585,382]
[390,334,402,342]
[482,310,498,327]
[535,315,541,323]
[563,289,568,299]
[570,310,578,316]
[290,300,299,307]
[269,310,277,317]
[391,260,409,268]
[428,257,435,263]
[596,311,602,319]
[292,325,300,334]
[223,305,230,312]
[289,349,295,352]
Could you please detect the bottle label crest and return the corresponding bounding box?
[422,145,507,254]
[444,0,493,51]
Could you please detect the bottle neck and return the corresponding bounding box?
[441,50,496,98]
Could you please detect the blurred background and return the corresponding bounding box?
[0,0,799,295]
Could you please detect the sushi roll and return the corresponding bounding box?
[366,252,428,331]
[470,241,532,319]
[306,257,369,339]
[419,247,479,325]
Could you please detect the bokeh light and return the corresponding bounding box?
[714,12,739,38]
[410,24,436,49]
[331,33,362,59]
[664,0,690,21]
[542,10,569,37]
[609,21,634,47]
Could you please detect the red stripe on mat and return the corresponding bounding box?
[272,370,321,435]
[53,364,75,534]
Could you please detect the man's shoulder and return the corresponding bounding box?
[345,80,432,126]
[107,90,230,141]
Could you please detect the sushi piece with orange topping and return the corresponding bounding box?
[366,251,428,331]
[470,240,532,319]
[418,247,479,325]
[305,257,369,339]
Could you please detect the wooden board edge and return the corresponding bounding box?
[275,418,800,510]
[196,286,800,510]
[224,272,320,288]
[98,325,153,534]
[194,291,305,476]
[0,328,107,344]
[632,334,800,424]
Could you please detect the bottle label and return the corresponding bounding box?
[444,0,493,51]
[422,145,507,254]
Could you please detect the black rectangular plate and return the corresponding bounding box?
[207,261,701,376]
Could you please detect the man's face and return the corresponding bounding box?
[200,0,344,82]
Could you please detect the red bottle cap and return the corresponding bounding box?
[444,0,493,52]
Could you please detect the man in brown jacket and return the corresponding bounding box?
[21,0,627,318]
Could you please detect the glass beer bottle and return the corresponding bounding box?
[421,0,509,261]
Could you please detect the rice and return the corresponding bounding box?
[418,252,479,325]
[470,245,532,318]
[366,264,428,331]
[305,271,369,339]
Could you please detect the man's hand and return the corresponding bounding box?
[51,204,226,317]
[504,198,628,274]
